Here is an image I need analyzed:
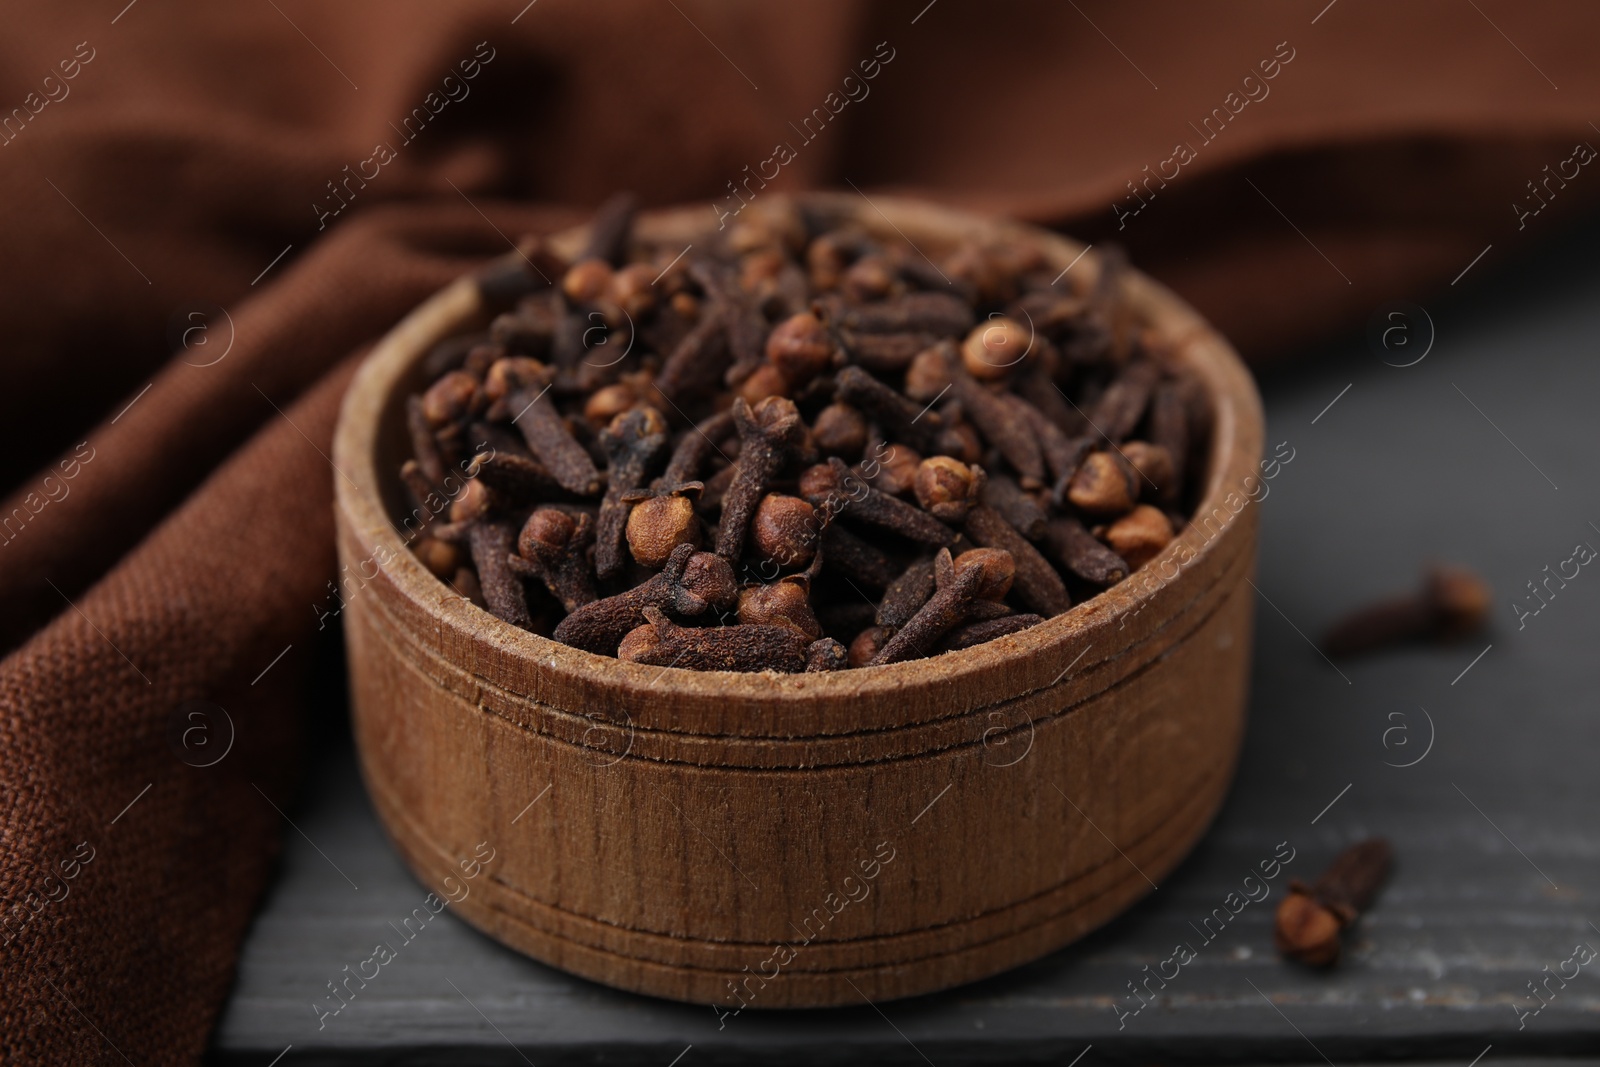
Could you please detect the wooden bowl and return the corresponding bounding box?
[332,194,1263,1009]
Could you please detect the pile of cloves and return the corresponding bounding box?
[398,193,1210,673]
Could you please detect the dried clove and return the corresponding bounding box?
[1120,441,1174,502]
[1322,566,1491,658]
[978,473,1047,540]
[1102,505,1174,571]
[421,370,482,429]
[413,536,461,579]
[964,504,1071,617]
[904,347,953,403]
[870,547,1014,665]
[577,191,638,266]
[1275,839,1393,966]
[1148,380,1189,507]
[618,607,810,673]
[1090,359,1159,443]
[468,520,531,629]
[872,442,923,497]
[552,543,736,654]
[805,637,850,672]
[406,396,448,485]
[838,330,939,373]
[1043,517,1128,586]
[764,311,837,390]
[819,523,900,590]
[848,625,893,667]
[507,508,597,613]
[584,381,639,426]
[812,402,869,459]
[876,556,937,630]
[940,613,1044,651]
[595,406,670,579]
[467,451,562,501]
[1066,451,1137,516]
[835,366,945,454]
[800,458,955,547]
[835,291,974,336]
[1013,403,1093,497]
[506,372,603,496]
[659,410,735,488]
[716,397,808,561]
[655,308,731,407]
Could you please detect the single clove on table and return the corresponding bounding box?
[397,192,1212,672]
[1274,838,1393,966]
[1322,565,1490,658]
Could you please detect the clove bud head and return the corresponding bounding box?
[607,263,658,318]
[953,547,1015,601]
[679,551,738,613]
[805,637,850,672]
[422,370,481,427]
[1273,889,1344,967]
[875,444,922,497]
[413,536,462,579]
[584,382,639,425]
[1103,505,1173,571]
[914,456,984,523]
[738,577,823,639]
[626,492,701,569]
[750,494,819,568]
[1426,565,1491,639]
[961,317,1032,380]
[518,507,579,559]
[904,346,954,402]
[562,258,613,305]
[1120,441,1174,498]
[765,312,837,387]
[450,479,494,524]
[1066,451,1137,516]
[737,363,790,404]
[812,402,868,459]
[484,357,550,404]
[848,625,893,668]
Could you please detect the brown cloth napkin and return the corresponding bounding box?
[2,1,1597,1060]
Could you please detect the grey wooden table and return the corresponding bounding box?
[211,222,1600,1065]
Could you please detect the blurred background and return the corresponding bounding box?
[2,2,1598,1063]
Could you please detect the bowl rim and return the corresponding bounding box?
[332,192,1263,706]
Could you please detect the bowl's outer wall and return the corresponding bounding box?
[333,195,1263,1008]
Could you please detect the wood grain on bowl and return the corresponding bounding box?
[331,194,1263,1008]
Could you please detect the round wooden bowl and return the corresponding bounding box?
[332,193,1263,1009]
